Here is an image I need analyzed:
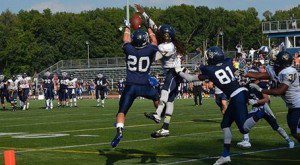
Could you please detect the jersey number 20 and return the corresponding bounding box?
[215,66,235,84]
[127,55,150,72]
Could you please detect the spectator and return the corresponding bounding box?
[249,48,255,61]
[236,44,242,53]
[294,52,300,68]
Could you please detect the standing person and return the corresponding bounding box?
[68,74,78,107]
[192,73,203,106]
[249,48,255,61]
[0,75,9,111]
[42,71,54,110]
[57,72,69,107]
[117,79,125,99]
[111,21,159,148]
[175,46,266,165]
[236,43,242,54]
[94,73,107,108]
[245,51,300,143]
[7,76,18,111]
[20,73,31,110]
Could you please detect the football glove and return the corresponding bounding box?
[248,99,258,105]
[249,83,262,92]
[124,19,130,28]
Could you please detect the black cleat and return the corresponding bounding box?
[144,112,161,124]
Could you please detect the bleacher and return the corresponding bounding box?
[38,53,202,81]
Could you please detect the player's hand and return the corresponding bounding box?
[175,66,184,73]
[248,99,258,105]
[124,19,130,28]
[134,4,145,14]
[249,83,262,92]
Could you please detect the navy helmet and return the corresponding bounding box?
[206,46,225,65]
[158,24,175,42]
[274,51,293,74]
[131,29,149,49]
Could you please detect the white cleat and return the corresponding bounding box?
[288,140,295,149]
[213,156,231,165]
[237,140,251,148]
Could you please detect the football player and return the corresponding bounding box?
[42,71,54,110]
[245,51,300,143]
[94,73,107,107]
[111,21,159,148]
[238,69,294,148]
[67,74,78,107]
[0,74,9,111]
[58,72,69,107]
[175,46,266,165]
[214,86,227,114]
[117,79,124,99]
[7,76,18,111]
[20,73,31,110]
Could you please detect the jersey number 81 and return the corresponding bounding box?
[127,55,150,72]
[215,66,235,84]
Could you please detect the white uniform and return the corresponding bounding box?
[156,42,181,69]
[278,67,300,109]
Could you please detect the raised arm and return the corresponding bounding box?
[147,28,157,46]
[244,71,270,80]
[123,27,131,43]
[135,4,158,32]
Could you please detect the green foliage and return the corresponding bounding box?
[0,5,299,75]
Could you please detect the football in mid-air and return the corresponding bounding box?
[130,13,142,30]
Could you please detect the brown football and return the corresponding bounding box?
[130,13,142,30]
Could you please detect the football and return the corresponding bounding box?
[130,13,143,30]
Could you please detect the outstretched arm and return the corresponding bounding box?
[135,4,158,31]
[244,72,270,80]
[147,28,157,46]
[123,27,131,43]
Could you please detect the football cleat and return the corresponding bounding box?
[213,156,231,165]
[151,129,169,138]
[144,112,161,124]
[111,127,123,148]
[237,140,251,148]
[288,140,295,149]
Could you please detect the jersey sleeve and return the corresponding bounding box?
[122,43,134,54]
[258,82,268,90]
[150,44,159,61]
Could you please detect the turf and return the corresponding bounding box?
[0,97,299,165]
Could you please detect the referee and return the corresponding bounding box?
[193,79,203,106]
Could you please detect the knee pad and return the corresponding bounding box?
[160,90,169,103]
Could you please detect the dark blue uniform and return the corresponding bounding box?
[58,76,69,101]
[94,77,107,100]
[117,81,125,95]
[0,79,10,104]
[200,58,257,134]
[247,82,280,130]
[118,43,159,115]
[42,76,54,100]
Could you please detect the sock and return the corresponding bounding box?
[73,98,77,106]
[162,115,171,130]
[101,99,105,105]
[222,127,232,157]
[155,102,165,117]
[50,100,53,108]
[27,102,29,109]
[97,99,100,104]
[277,127,291,142]
[243,117,257,132]
[46,99,50,107]
[243,133,250,142]
[116,123,124,129]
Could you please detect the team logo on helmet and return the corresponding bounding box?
[282,54,289,60]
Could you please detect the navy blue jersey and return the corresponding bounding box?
[42,76,54,89]
[0,79,7,90]
[123,43,158,85]
[200,58,240,98]
[247,82,268,107]
[94,77,107,89]
[117,81,125,90]
[58,76,69,90]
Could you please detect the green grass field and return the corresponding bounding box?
[0,97,299,165]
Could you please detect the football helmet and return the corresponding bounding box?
[131,29,149,49]
[273,51,293,74]
[158,24,175,42]
[206,46,225,65]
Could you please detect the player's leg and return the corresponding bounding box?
[96,89,100,107]
[199,89,202,105]
[100,89,105,107]
[215,103,234,165]
[73,89,77,107]
[193,87,198,106]
[111,85,137,148]
[287,109,300,142]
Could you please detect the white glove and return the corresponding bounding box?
[249,83,262,92]
[174,58,183,73]
[124,19,130,28]
[248,99,258,105]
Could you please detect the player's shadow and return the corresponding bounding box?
[192,118,220,124]
[98,148,158,165]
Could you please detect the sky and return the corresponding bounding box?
[0,0,299,18]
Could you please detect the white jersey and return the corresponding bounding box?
[7,79,18,91]
[266,65,278,83]
[20,77,30,89]
[215,86,224,95]
[68,78,77,89]
[278,67,300,109]
[156,42,180,69]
